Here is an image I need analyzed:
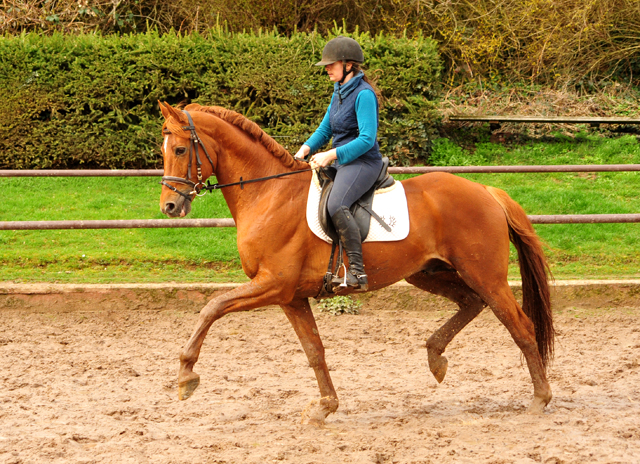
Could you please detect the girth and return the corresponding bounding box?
[317,157,395,243]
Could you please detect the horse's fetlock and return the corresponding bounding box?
[425,339,443,355]
[179,352,193,365]
[320,396,339,413]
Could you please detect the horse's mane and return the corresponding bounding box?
[182,103,304,170]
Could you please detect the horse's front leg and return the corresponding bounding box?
[178,278,283,400]
[281,299,339,425]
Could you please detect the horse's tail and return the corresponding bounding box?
[485,186,555,368]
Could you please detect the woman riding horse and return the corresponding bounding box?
[159,45,554,420]
[294,36,383,292]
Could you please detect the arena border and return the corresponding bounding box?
[0,280,638,313]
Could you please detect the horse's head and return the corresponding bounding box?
[159,102,216,218]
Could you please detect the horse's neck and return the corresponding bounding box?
[207,119,307,221]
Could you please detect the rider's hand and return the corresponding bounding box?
[309,149,338,169]
[294,145,311,160]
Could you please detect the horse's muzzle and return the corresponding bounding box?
[161,197,192,218]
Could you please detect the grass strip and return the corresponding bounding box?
[1,134,638,283]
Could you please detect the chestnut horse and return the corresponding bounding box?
[159,102,554,423]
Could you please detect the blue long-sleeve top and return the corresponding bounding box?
[304,79,378,165]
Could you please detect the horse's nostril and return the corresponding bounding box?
[165,202,176,213]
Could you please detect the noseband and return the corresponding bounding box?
[161,110,215,200]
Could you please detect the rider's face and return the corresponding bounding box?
[325,61,352,83]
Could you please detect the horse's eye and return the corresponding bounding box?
[175,146,187,156]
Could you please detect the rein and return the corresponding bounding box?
[161,110,312,198]
[201,168,313,191]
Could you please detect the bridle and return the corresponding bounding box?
[161,109,313,198]
[161,110,215,200]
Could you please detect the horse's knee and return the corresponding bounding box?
[305,351,324,369]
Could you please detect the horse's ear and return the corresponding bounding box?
[159,101,187,123]
[159,101,173,120]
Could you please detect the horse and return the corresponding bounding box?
[158,102,555,423]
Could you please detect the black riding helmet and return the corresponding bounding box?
[315,36,364,84]
[315,36,365,66]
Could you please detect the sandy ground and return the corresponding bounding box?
[1,300,639,464]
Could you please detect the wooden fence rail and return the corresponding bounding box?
[448,115,640,132]
[2,165,640,177]
[0,167,637,228]
[1,215,640,230]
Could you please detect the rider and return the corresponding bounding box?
[294,36,384,292]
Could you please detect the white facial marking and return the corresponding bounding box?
[163,135,169,153]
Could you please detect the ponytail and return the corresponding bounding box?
[348,62,382,101]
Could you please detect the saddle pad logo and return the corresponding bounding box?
[306,171,410,243]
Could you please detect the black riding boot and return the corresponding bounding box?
[331,206,368,292]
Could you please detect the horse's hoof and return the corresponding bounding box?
[303,416,326,427]
[300,401,326,426]
[300,396,338,426]
[178,374,200,400]
[526,395,551,414]
[428,352,448,383]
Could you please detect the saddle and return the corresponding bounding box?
[317,157,395,243]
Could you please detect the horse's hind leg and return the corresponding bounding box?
[281,299,339,425]
[409,269,552,413]
[405,269,487,383]
[482,287,552,413]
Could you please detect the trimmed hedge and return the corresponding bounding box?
[0,30,441,169]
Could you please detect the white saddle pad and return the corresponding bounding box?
[306,170,410,243]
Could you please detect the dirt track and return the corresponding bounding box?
[1,298,639,464]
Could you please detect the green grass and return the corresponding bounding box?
[0,133,638,283]
[0,177,245,283]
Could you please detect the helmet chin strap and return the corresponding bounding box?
[338,63,353,85]
[337,63,354,103]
